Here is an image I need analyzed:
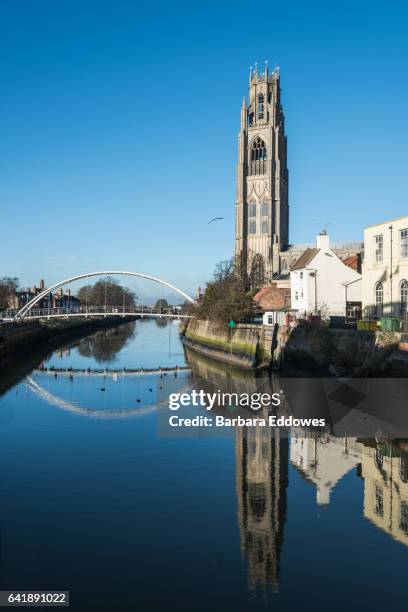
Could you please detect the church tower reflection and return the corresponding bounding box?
[235,421,288,591]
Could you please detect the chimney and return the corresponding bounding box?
[316,231,330,251]
[317,485,330,506]
[39,279,45,290]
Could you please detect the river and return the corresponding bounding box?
[0,319,407,611]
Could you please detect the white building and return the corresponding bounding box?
[290,232,361,317]
[362,215,408,318]
[290,432,360,506]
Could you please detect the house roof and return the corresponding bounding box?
[342,254,360,272]
[291,248,319,271]
[253,283,291,312]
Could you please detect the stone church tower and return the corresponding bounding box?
[235,65,289,286]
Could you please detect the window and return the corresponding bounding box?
[249,137,267,175]
[300,271,304,280]
[375,447,383,470]
[400,501,408,535]
[295,291,298,301]
[400,280,408,314]
[248,201,256,217]
[250,253,265,287]
[375,282,383,315]
[257,94,264,119]
[401,229,408,259]
[374,483,384,518]
[260,201,268,234]
[248,201,256,234]
[400,455,408,483]
[267,315,273,325]
[374,235,383,263]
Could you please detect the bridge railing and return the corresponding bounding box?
[0,305,186,320]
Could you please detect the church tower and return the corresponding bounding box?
[235,64,289,286]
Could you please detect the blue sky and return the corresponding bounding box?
[0,0,407,298]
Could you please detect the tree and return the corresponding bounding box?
[154,298,169,310]
[0,277,19,310]
[76,277,136,308]
[195,259,254,325]
[78,321,136,363]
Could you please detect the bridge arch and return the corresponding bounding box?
[15,271,195,319]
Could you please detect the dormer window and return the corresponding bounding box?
[257,94,264,119]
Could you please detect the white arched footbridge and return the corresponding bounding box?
[4,271,196,321]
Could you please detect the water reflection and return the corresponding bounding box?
[1,327,408,607]
[184,346,408,594]
[359,440,408,546]
[290,432,361,505]
[235,427,408,593]
[76,321,136,363]
[236,426,288,592]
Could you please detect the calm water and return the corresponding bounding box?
[0,320,407,611]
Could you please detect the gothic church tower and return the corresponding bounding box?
[235,65,289,286]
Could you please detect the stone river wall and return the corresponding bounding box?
[181,319,408,374]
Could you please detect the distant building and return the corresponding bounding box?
[362,215,408,318]
[290,232,362,317]
[10,279,49,310]
[8,280,79,311]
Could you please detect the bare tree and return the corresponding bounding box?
[195,260,254,325]
[0,277,19,310]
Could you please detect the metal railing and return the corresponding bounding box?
[0,305,191,321]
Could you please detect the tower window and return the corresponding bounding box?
[257,94,264,119]
[250,253,265,287]
[249,137,267,176]
[248,201,256,234]
[260,201,269,234]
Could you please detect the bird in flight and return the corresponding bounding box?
[208,217,224,224]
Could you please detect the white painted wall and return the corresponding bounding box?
[362,215,408,317]
[290,431,360,506]
[290,234,361,316]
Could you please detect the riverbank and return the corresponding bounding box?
[180,318,273,369]
[0,317,136,371]
[181,318,408,375]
